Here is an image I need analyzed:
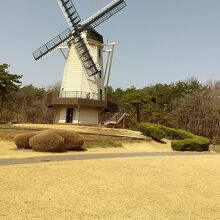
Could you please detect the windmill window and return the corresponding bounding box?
[100,89,103,100]
[98,48,101,58]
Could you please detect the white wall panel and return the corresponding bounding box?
[58,108,66,123]
[79,107,99,124]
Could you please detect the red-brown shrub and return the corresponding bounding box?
[15,132,39,149]
[53,129,84,151]
[29,131,65,152]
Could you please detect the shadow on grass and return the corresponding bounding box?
[152,138,167,144]
[14,147,88,153]
[73,148,87,152]
[30,147,88,153]
[84,141,123,149]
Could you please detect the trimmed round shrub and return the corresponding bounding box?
[29,131,65,152]
[139,123,166,141]
[171,137,210,151]
[15,132,39,149]
[52,129,84,151]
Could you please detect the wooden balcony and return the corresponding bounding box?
[47,91,118,110]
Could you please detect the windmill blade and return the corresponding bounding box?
[33,28,73,61]
[57,0,81,28]
[73,35,101,77]
[81,0,127,29]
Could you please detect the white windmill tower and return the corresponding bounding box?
[33,0,127,125]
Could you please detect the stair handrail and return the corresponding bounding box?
[104,109,129,125]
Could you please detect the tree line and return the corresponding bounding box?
[0,64,54,124]
[107,79,220,141]
[0,63,219,141]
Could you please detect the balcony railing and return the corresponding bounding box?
[59,91,105,100]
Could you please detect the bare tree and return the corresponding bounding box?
[168,84,220,140]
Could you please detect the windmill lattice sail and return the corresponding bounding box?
[82,0,127,29]
[57,0,81,28]
[73,35,100,77]
[33,28,73,61]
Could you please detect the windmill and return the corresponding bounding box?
[33,0,127,124]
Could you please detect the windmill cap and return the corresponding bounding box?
[86,27,103,44]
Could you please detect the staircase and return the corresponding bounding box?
[73,34,101,77]
[104,110,129,128]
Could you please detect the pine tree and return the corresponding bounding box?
[0,64,22,117]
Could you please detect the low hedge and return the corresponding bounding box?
[139,123,210,151]
[162,128,194,140]
[171,137,210,151]
[139,123,166,141]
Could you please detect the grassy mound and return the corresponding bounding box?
[139,123,210,151]
[52,129,84,151]
[29,131,65,152]
[15,132,39,149]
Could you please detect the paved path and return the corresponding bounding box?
[0,151,218,166]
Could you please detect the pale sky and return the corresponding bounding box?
[0,0,220,89]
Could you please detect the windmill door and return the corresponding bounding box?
[66,108,74,123]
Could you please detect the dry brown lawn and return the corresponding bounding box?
[0,128,32,140]
[0,139,172,159]
[0,155,220,219]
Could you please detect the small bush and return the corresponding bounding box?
[139,123,166,141]
[15,132,39,149]
[29,131,65,152]
[52,129,84,151]
[171,137,210,151]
